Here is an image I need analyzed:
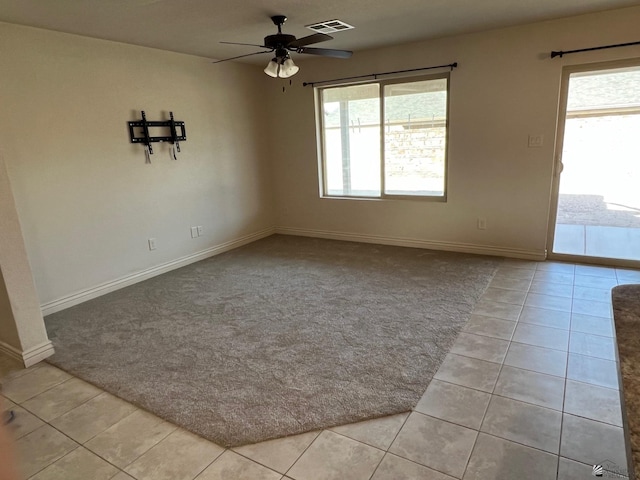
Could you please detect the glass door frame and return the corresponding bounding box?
[547,57,640,268]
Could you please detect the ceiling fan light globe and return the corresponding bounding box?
[264,59,279,77]
[279,58,299,78]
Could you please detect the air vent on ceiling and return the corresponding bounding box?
[305,19,354,34]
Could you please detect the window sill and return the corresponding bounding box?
[320,194,447,203]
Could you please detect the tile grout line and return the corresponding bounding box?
[37,421,136,479]
[381,410,480,480]
[17,390,188,480]
[232,430,322,478]
[458,431,481,479]
[368,450,459,480]
[363,437,387,480]
[12,367,230,480]
[27,447,83,480]
[19,387,103,425]
[460,335,497,480]
[498,267,564,470]
[20,429,82,480]
[185,449,231,480]
[282,429,327,478]
[365,455,385,480]
[86,419,179,479]
[489,281,565,471]
[465,294,515,479]
[3,373,71,405]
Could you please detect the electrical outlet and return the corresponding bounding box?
[477,218,487,230]
[190,226,198,238]
[528,134,544,148]
[197,225,203,236]
[148,238,157,250]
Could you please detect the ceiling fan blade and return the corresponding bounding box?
[212,50,273,64]
[287,33,333,48]
[296,47,353,59]
[220,41,269,48]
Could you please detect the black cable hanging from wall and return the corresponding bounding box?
[302,62,458,87]
[551,40,640,58]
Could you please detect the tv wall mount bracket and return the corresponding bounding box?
[128,111,186,163]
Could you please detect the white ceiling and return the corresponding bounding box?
[0,0,638,64]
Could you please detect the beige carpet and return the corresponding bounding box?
[45,235,499,447]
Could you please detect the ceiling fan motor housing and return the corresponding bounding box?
[264,34,296,50]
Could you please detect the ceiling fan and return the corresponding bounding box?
[214,15,353,78]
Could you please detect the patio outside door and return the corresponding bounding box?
[549,61,640,265]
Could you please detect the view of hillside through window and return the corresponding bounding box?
[320,77,448,198]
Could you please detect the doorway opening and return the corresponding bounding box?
[550,62,640,263]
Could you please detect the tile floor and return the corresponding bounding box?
[2,259,640,480]
[554,224,640,261]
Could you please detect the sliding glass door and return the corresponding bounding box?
[549,61,640,264]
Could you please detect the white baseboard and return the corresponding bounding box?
[40,226,544,316]
[275,226,546,261]
[0,341,23,364]
[41,227,275,316]
[0,340,54,367]
[23,341,55,367]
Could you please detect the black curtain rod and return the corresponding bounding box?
[551,40,640,58]
[302,62,458,87]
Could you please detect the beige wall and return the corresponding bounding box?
[0,23,275,307]
[271,6,640,258]
[0,268,21,349]
[0,154,52,365]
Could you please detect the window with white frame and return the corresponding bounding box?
[317,74,449,199]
